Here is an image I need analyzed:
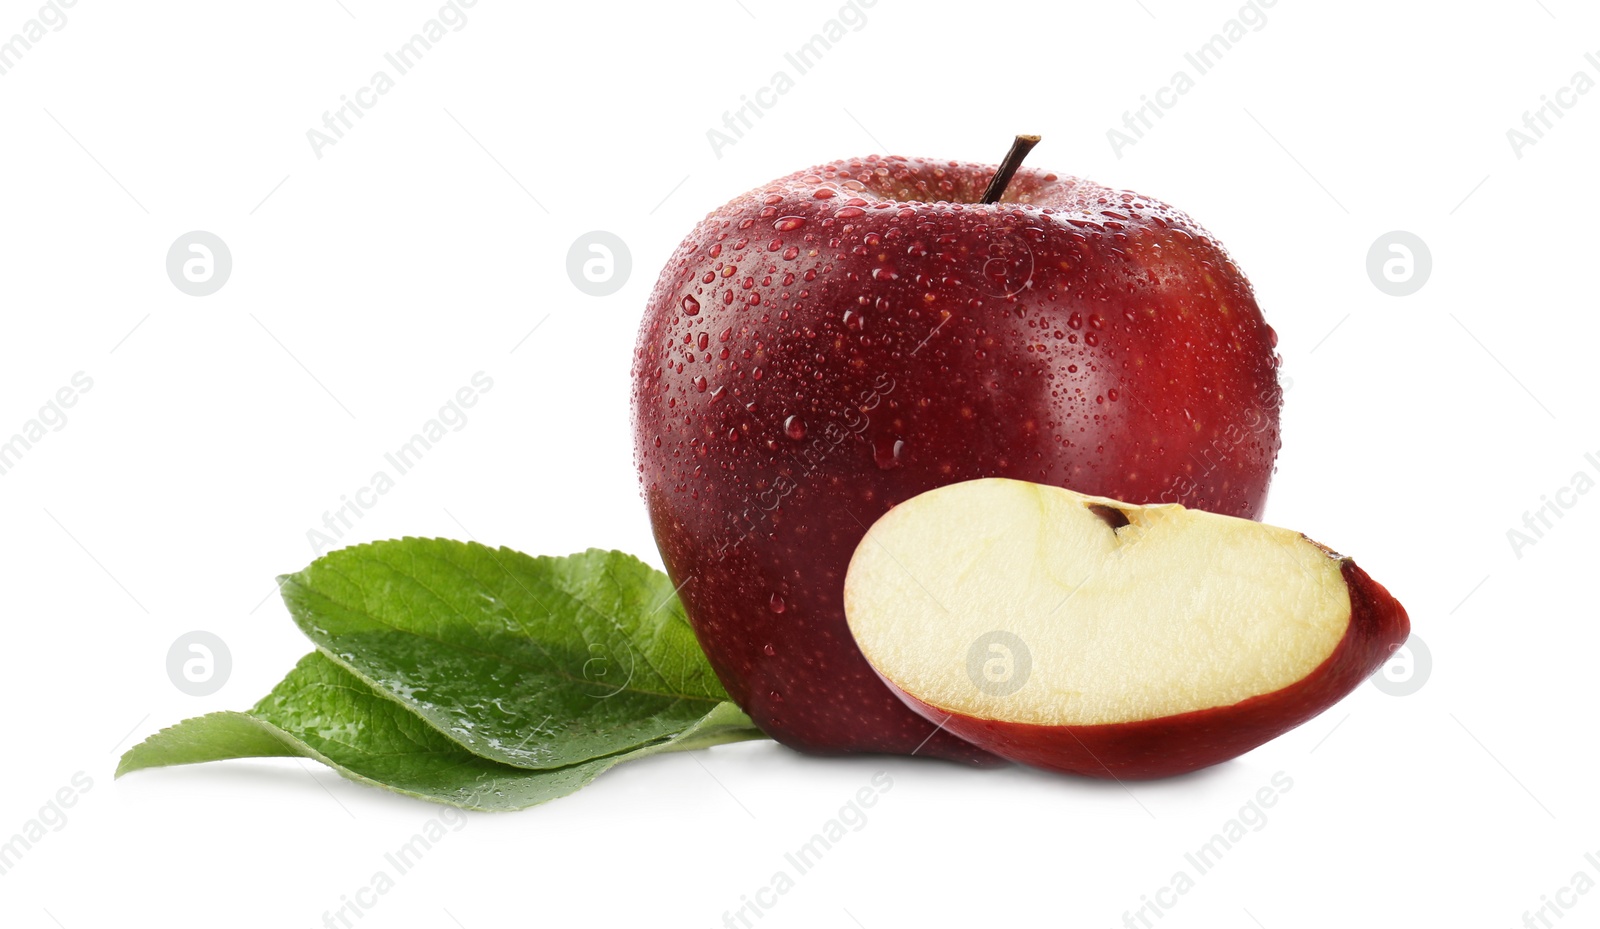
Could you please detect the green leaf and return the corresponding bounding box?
[118,652,765,811]
[278,543,733,769]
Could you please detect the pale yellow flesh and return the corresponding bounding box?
[843,479,1352,726]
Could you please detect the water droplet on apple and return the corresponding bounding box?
[784,415,807,440]
[762,644,777,656]
[874,436,905,470]
[682,295,701,316]
[693,376,708,392]
[774,216,806,231]
[768,593,786,613]
[843,310,865,332]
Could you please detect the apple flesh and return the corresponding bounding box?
[632,150,1282,762]
[843,478,1409,778]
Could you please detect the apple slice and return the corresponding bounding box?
[843,478,1410,779]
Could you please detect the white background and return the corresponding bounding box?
[2,0,1596,926]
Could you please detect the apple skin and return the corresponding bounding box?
[632,152,1282,762]
[877,560,1411,778]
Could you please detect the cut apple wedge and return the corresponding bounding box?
[843,478,1410,779]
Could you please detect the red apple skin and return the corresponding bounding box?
[632,153,1282,763]
[879,560,1411,778]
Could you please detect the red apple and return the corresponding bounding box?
[843,478,1410,778]
[631,139,1283,761]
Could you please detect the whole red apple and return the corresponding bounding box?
[631,140,1282,762]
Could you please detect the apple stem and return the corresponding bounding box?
[980,134,1041,205]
